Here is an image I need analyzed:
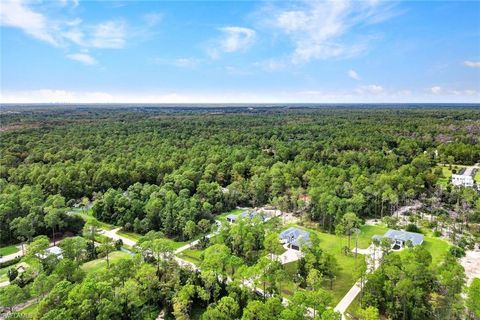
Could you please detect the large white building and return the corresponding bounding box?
[451,174,474,187]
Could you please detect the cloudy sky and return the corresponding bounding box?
[1,0,479,103]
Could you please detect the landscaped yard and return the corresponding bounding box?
[216,208,245,223]
[419,236,450,266]
[357,224,389,249]
[281,224,366,304]
[0,244,20,256]
[81,251,132,273]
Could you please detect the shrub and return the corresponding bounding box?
[115,239,123,250]
[449,246,466,258]
[432,230,442,237]
[405,224,422,233]
[7,268,18,281]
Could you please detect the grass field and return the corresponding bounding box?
[81,251,132,273]
[73,209,116,230]
[418,236,450,266]
[436,165,453,187]
[177,248,204,264]
[281,224,366,304]
[117,230,142,242]
[19,302,39,317]
[0,244,20,256]
[217,208,245,222]
[356,224,389,249]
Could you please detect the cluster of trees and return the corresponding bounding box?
[0,181,84,246]
[2,107,479,244]
[1,231,341,320]
[362,247,466,320]
[92,182,222,239]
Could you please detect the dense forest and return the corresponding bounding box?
[1,106,479,244]
[1,106,480,320]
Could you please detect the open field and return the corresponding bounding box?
[0,245,19,256]
[81,251,132,273]
[177,248,204,264]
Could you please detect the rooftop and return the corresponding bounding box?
[373,229,424,246]
[279,227,311,247]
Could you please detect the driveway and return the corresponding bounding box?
[274,245,304,265]
[102,228,136,247]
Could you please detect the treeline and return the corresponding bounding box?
[362,247,466,319]
[1,107,479,243]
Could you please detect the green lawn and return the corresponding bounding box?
[0,244,20,256]
[419,236,450,266]
[19,302,39,317]
[357,224,389,249]
[81,251,132,273]
[282,224,366,304]
[73,210,116,230]
[117,230,142,242]
[177,248,204,264]
[436,165,453,187]
[216,208,246,222]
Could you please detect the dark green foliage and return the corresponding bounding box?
[405,223,422,233]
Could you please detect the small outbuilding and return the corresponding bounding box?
[372,229,424,250]
[279,227,311,251]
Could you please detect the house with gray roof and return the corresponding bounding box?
[279,227,311,250]
[372,229,424,250]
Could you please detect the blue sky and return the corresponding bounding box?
[1,0,479,103]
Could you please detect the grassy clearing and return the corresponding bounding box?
[81,251,132,273]
[73,209,116,230]
[436,165,453,187]
[117,230,142,242]
[0,244,20,256]
[357,224,389,249]
[216,208,246,222]
[475,170,480,183]
[177,249,204,264]
[280,224,365,304]
[420,236,450,266]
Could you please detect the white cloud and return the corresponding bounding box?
[348,69,361,80]
[261,0,396,63]
[430,86,442,94]
[356,84,384,94]
[208,26,256,58]
[90,21,126,49]
[0,0,58,45]
[464,60,480,68]
[66,53,97,65]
